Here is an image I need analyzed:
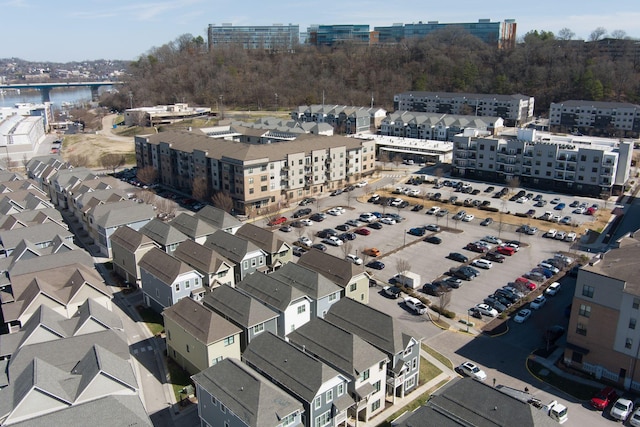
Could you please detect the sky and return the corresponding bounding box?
[2,0,639,63]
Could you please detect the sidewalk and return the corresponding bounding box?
[530,346,606,389]
[359,348,456,427]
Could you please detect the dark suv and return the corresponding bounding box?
[448,252,469,263]
[292,208,312,218]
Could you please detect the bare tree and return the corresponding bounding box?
[392,154,403,169]
[192,177,209,201]
[99,153,126,173]
[437,288,452,320]
[295,225,306,240]
[137,166,158,185]
[21,154,29,172]
[156,198,178,217]
[67,154,90,167]
[137,189,156,204]
[434,167,444,185]
[341,242,353,258]
[360,246,370,269]
[378,151,390,170]
[346,189,354,207]
[507,177,520,197]
[262,204,283,226]
[395,259,411,278]
[211,191,234,213]
[610,29,627,39]
[557,28,575,40]
[589,27,607,42]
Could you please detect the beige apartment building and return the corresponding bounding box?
[565,234,640,390]
[135,128,376,213]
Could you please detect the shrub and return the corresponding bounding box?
[479,206,499,212]
[430,306,456,319]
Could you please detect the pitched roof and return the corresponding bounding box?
[162,297,240,345]
[173,239,232,275]
[8,250,94,277]
[139,248,197,285]
[237,271,308,312]
[139,218,189,246]
[204,230,263,263]
[270,262,341,299]
[192,358,303,427]
[297,250,358,287]
[203,285,278,328]
[235,223,289,254]
[324,298,417,356]
[89,200,154,228]
[195,205,243,230]
[169,212,217,240]
[0,223,73,252]
[287,318,387,379]
[243,332,343,403]
[109,225,157,253]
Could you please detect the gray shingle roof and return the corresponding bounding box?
[243,332,343,403]
[297,250,357,287]
[204,230,263,263]
[235,223,289,254]
[324,298,417,356]
[170,212,217,240]
[270,262,341,299]
[195,205,242,231]
[139,247,196,285]
[192,358,303,427]
[109,225,156,253]
[162,298,241,345]
[237,271,308,312]
[173,239,232,276]
[140,218,189,247]
[0,223,73,253]
[90,200,155,228]
[203,285,278,328]
[287,318,387,379]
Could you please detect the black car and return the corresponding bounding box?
[366,260,385,270]
[411,204,424,211]
[290,220,304,228]
[338,232,357,241]
[440,277,463,289]
[336,224,350,231]
[368,222,383,230]
[545,325,566,344]
[316,229,337,238]
[485,186,495,193]
[448,252,469,263]
[425,236,442,244]
[292,208,312,218]
[483,297,507,313]
[423,282,450,296]
[484,252,505,263]
[299,198,316,206]
[480,217,494,226]
[311,243,327,252]
[309,213,325,222]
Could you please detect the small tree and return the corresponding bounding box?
[137,189,156,204]
[392,154,403,169]
[211,191,234,213]
[341,242,353,258]
[378,151,390,169]
[437,288,452,320]
[262,204,282,226]
[21,154,29,173]
[191,177,209,201]
[395,259,411,279]
[434,167,444,184]
[67,154,89,167]
[137,166,158,186]
[360,246,370,268]
[99,153,126,173]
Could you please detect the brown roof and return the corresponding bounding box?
[109,226,156,253]
[162,297,240,344]
[139,248,196,285]
[173,240,231,274]
[297,250,357,287]
[235,223,288,254]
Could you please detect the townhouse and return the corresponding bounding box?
[235,223,292,271]
[204,230,268,283]
[173,239,235,289]
[134,130,376,213]
[139,218,189,255]
[109,225,159,285]
[451,128,633,197]
[290,105,387,134]
[378,111,503,141]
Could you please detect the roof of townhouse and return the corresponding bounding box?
[194,205,242,230]
[297,250,358,288]
[243,332,345,403]
[204,230,263,263]
[237,271,309,312]
[0,223,73,252]
[89,200,155,228]
[140,218,189,247]
[169,212,218,240]
[173,239,232,275]
[138,130,368,162]
[49,167,101,190]
[0,171,25,182]
[139,247,197,285]
[191,358,303,427]
[109,225,157,253]
[162,297,241,345]
[202,285,278,329]
[288,318,387,380]
[7,250,94,277]
[0,208,65,231]
[324,298,418,357]
[235,223,289,254]
[0,179,45,193]
[269,262,341,300]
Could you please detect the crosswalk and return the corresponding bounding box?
[381,174,407,178]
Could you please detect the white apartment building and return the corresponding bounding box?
[394,91,534,126]
[452,128,633,196]
[549,100,640,138]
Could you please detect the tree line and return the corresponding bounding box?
[99,28,640,117]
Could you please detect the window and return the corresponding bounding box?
[576,323,587,336]
[253,323,265,334]
[282,413,296,427]
[359,369,370,381]
[372,399,381,411]
[630,318,637,330]
[223,336,235,346]
[249,177,254,184]
[261,186,267,192]
[211,396,217,405]
[379,361,385,371]
[314,396,321,410]
[337,383,344,396]
[633,298,640,309]
[349,283,356,292]
[626,338,633,349]
[212,356,223,365]
[582,284,594,298]
[405,375,416,389]
[412,357,418,369]
[404,344,414,357]
[326,389,333,403]
[315,411,331,427]
[185,280,190,289]
[579,304,591,318]
[297,305,306,314]
[186,344,190,353]
[328,293,337,302]
[175,283,180,292]
[221,403,226,413]
[261,175,267,182]
[373,380,381,393]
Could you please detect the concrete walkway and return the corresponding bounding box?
[529,347,605,390]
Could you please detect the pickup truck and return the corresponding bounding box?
[404,297,427,315]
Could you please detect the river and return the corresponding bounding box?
[0,86,113,110]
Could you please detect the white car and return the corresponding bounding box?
[408,189,421,197]
[482,236,502,245]
[513,309,532,323]
[427,206,441,215]
[544,229,557,238]
[327,208,342,216]
[300,219,314,226]
[458,361,487,381]
[380,217,396,225]
[322,236,343,246]
[629,407,640,427]
[530,295,547,310]
[475,303,498,317]
[545,282,561,296]
[355,181,368,187]
[472,259,493,269]
[564,232,577,242]
[404,296,427,315]
[345,254,363,265]
[359,213,376,222]
[610,398,633,421]
[462,214,475,222]
[390,198,403,207]
[298,236,312,247]
[516,196,529,203]
[573,207,586,214]
[539,262,560,274]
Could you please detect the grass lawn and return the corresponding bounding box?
[527,358,599,400]
[166,359,192,401]
[419,357,441,384]
[136,305,164,336]
[421,344,454,370]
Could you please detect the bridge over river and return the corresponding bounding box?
[0,81,124,102]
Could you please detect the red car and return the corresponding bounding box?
[355,228,371,236]
[515,277,537,291]
[267,216,287,226]
[590,386,618,410]
[496,245,516,256]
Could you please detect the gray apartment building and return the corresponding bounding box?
[549,100,640,138]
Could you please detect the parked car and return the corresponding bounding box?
[475,303,498,317]
[309,213,326,222]
[425,224,440,232]
[363,248,381,257]
[435,208,448,217]
[425,236,442,244]
[610,398,633,421]
[279,225,292,232]
[513,309,532,323]
[484,252,505,263]
[368,222,383,230]
[482,236,502,245]
[530,295,547,310]
[448,252,469,263]
[411,204,424,211]
[408,227,426,236]
[480,218,494,226]
[427,206,441,215]
[423,282,450,296]
[404,296,427,314]
[346,219,360,227]
[472,259,493,269]
[366,260,385,270]
[299,197,316,206]
[322,236,343,246]
[382,285,402,299]
[629,407,640,427]
[354,227,371,236]
[462,214,474,222]
[483,297,507,313]
[345,254,362,265]
[496,245,516,256]
[338,232,357,241]
[298,236,312,247]
[545,282,561,296]
[300,219,313,226]
[292,246,307,257]
[317,228,338,238]
[465,242,488,253]
[554,203,566,211]
[268,216,287,226]
[525,271,547,282]
[336,224,350,231]
[458,361,487,381]
[292,208,312,218]
[311,243,327,252]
